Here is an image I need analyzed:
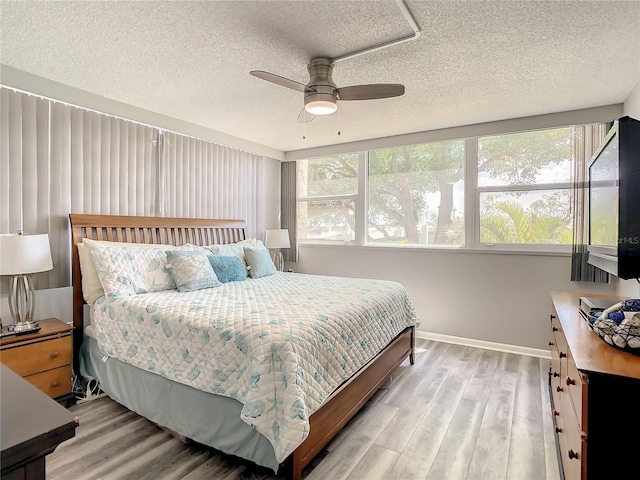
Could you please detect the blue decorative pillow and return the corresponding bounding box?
[244,247,276,279]
[208,255,247,283]
[165,250,221,292]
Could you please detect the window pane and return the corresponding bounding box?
[297,199,355,241]
[297,155,358,197]
[368,141,465,246]
[479,190,573,244]
[478,127,573,187]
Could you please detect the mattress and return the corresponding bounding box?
[92,272,419,462]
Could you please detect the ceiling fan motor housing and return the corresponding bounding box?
[304,58,338,114]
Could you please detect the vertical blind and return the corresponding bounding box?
[159,132,263,237]
[280,160,297,262]
[570,122,610,283]
[1,87,267,288]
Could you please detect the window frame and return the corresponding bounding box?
[296,127,580,254]
[296,152,365,245]
[473,127,576,253]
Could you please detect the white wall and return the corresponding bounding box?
[294,246,616,351]
[623,79,640,120]
[614,79,640,298]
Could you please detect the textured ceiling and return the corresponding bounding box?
[1,0,639,154]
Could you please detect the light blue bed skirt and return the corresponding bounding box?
[80,336,281,472]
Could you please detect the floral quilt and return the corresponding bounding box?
[92,272,419,462]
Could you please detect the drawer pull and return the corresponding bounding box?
[552,371,559,377]
[553,410,560,417]
[556,386,564,393]
[50,380,60,388]
[549,341,554,346]
[550,314,556,320]
[559,352,567,358]
[555,427,562,433]
[568,450,579,460]
[566,377,576,386]
[552,326,558,332]
[50,351,59,359]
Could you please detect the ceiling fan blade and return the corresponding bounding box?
[336,84,405,101]
[297,108,316,124]
[250,70,316,93]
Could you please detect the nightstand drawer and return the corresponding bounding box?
[25,365,72,398]
[0,336,71,377]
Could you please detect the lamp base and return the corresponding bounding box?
[273,251,285,272]
[12,320,41,334]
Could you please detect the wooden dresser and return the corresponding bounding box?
[1,364,77,479]
[0,318,74,403]
[549,291,640,480]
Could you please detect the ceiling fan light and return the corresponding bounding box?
[305,100,338,115]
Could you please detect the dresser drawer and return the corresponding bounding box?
[555,410,576,480]
[557,397,583,480]
[564,413,585,480]
[565,351,585,427]
[0,336,71,377]
[25,365,73,398]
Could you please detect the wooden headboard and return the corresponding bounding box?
[68,213,247,370]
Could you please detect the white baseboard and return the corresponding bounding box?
[414,330,551,359]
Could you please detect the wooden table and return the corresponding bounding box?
[1,364,78,479]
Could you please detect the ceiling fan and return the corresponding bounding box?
[250,57,405,123]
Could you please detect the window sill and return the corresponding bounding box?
[296,242,571,257]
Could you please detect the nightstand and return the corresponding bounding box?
[0,318,74,403]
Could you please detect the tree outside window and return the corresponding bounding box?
[478,127,574,245]
[368,140,465,246]
[297,154,358,242]
[296,124,585,249]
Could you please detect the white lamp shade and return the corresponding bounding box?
[265,229,291,249]
[0,233,53,275]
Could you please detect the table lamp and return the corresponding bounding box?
[265,229,291,272]
[0,231,53,333]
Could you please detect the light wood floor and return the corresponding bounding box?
[47,339,562,480]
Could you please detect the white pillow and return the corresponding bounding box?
[90,244,179,300]
[78,239,199,303]
[77,242,105,305]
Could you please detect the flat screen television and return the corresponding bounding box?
[587,116,640,280]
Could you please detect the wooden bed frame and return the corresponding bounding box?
[69,213,415,480]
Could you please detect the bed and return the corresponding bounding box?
[69,213,418,480]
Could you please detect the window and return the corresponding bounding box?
[297,154,359,242]
[296,124,597,251]
[477,127,574,245]
[368,141,465,246]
